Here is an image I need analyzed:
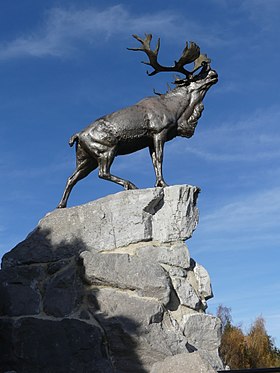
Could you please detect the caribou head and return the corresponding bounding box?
[57,34,218,208]
[128,34,218,138]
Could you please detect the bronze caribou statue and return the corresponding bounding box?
[58,34,218,208]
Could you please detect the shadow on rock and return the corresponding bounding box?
[0,228,148,373]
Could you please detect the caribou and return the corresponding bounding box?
[57,34,218,208]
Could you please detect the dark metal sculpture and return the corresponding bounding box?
[58,34,218,208]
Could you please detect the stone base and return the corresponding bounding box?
[0,185,223,372]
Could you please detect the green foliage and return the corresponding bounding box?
[217,305,280,369]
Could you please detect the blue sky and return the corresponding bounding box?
[1,0,280,346]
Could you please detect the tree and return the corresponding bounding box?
[246,316,280,368]
[216,305,280,369]
[220,322,248,369]
[216,304,232,333]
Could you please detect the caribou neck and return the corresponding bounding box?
[162,85,199,118]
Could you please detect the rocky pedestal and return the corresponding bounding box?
[0,185,223,373]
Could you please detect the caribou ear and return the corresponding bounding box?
[174,77,190,86]
[193,54,211,72]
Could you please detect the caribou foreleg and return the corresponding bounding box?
[150,132,168,188]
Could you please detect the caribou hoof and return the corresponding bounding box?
[125,182,138,190]
[155,180,168,188]
[57,203,66,209]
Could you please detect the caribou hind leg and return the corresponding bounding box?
[57,145,97,208]
[97,149,138,190]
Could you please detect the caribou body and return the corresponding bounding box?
[58,35,218,208]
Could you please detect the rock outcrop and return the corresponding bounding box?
[0,185,223,373]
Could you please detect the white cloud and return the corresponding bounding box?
[192,186,280,255]
[0,6,130,59]
[0,5,222,60]
[202,187,280,232]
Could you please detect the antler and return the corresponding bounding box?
[127,34,201,78]
[193,53,211,72]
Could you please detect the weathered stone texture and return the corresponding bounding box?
[2,185,199,269]
[0,318,112,373]
[0,185,222,372]
[43,265,83,317]
[193,261,213,300]
[150,351,217,373]
[183,313,222,369]
[0,266,43,316]
[81,251,171,304]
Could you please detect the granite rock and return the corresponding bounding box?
[171,277,201,310]
[81,251,170,304]
[136,241,191,268]
[150,351,217,373]
[43,265,84,317]
[183,313,223,370]
[0,185,222,372]
[193,261,213,300]
[2,185,199,268]
[0,266,43,316]
[0,317,112,373]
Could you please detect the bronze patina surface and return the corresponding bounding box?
[58,34,218,208]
